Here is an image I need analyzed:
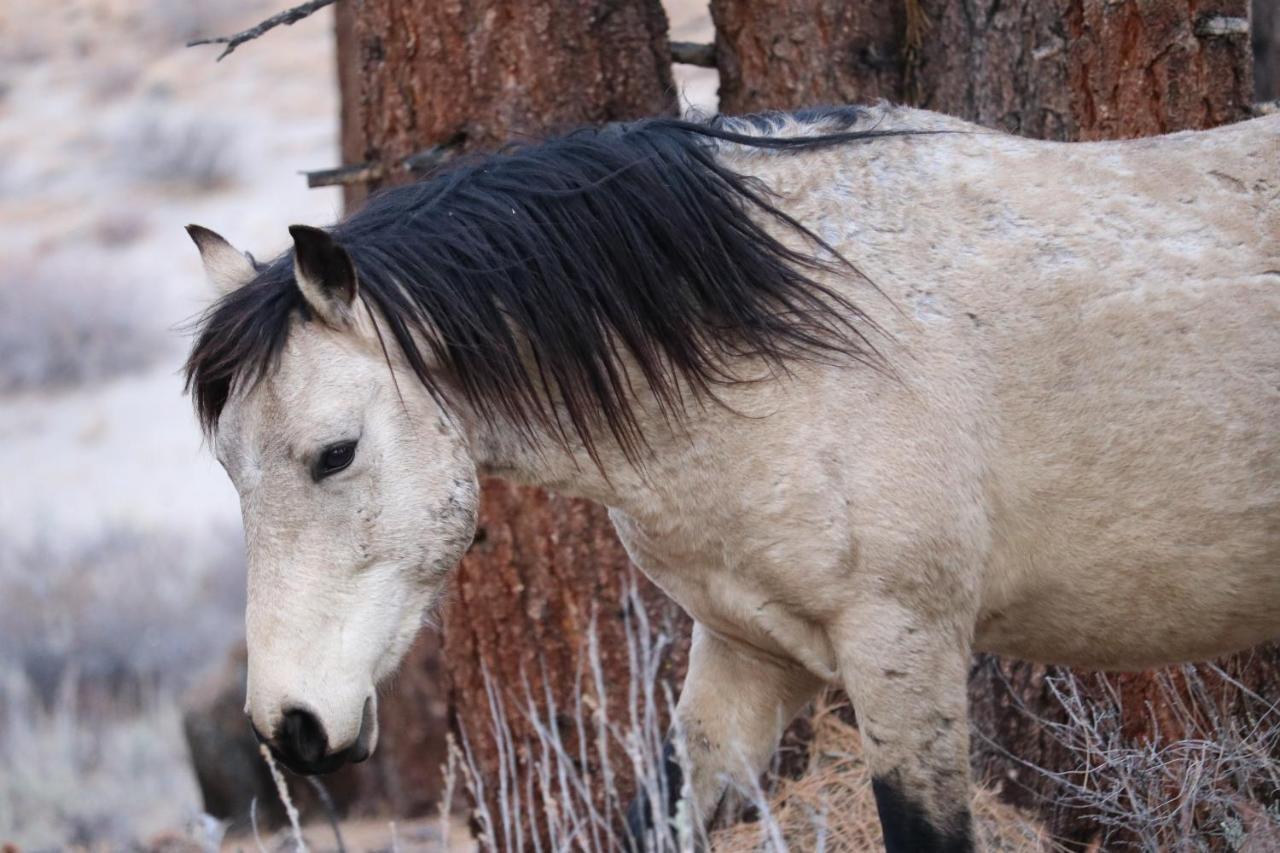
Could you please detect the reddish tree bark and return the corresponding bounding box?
[335,0,675,207]
[710,0,908,114]
[334,0,689,841]
[712,0,1254,140]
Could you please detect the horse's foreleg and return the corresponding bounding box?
[834,604,975,853]
[626,621,822,847]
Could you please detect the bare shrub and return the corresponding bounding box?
[981,666,1280,851]
[443,580,1049,851]
[115,114,239,191]
[442,579,697,852]
[93,209,150,247]
[0,524,245,847]
[0,525,245,705]
[0,669,205,849]
[147,0,273,46]
[0,257,168,393]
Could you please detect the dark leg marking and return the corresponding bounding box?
[625,739,683,851]
[872,776,974,853]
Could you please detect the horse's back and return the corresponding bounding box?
[731,108,1280,669]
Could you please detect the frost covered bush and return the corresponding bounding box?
[0,258,167,392]
[0,525,244,701]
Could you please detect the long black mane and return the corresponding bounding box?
[186,107,907,462]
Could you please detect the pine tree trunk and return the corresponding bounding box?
[335,0,676,206]
[710,0,907,114]
[713,0,1254,139]
[713,0,1265,844]
[334,0,689,843]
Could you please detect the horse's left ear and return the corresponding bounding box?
[187,224,256,296]
[290,224,358,327]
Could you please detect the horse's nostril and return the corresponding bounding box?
[277,706,328,768]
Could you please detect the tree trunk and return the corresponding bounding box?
[713,0,1254,139]
[334,1,689,843]
[335,0,675,208]
[710,0,908,114]
[713,0,1266,844]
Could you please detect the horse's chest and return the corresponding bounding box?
[608,510,841,679]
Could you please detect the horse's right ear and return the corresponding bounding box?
[289,224,358,327]
[186,225,256,296]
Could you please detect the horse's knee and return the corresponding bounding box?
[872,773,974,853]
[625,738,684,851]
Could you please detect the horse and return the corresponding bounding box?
[184,104,1280,852]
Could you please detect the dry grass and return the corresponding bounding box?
[443,580,1278,851]
[986,666,1280,851]
[0,669,203,849]
[711,698,1051,852]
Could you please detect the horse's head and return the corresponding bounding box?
[187,225,479,775]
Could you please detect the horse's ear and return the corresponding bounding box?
[289,224,357,327]
[186,225,256,296]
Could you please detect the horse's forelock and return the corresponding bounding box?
[184,258,303,436]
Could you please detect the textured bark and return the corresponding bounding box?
[334,0,688,842]
[710,0,908,114]
[713,0,1254,139]
[446,481,691,844]
[713,0,1267,845]
[335,0,676,208]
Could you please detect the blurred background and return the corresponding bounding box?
[1,0,1277,850]
[0,1,712,848]
[1,1,336,845]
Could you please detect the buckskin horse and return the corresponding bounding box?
[185,104,1280,851]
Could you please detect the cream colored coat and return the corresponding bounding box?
[194,106,1280,847]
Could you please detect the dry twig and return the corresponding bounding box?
[187,0,337,61]
[259,743,309,852]
[305,776,347,853]
[305,142,459,188]
[670,41,716,68]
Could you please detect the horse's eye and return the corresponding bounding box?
[314,441,357,480]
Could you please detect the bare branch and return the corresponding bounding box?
[304,143,459,188]
[670,41,716,68]
[187,0,337,62]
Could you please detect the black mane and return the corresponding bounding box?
[186,108,907,462]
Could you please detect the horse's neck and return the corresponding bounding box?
[465,398,687,518]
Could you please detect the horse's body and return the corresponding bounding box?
[611,107,1280,673]
[186,105,1279,852]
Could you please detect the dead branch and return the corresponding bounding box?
[305,143,458,188]
[670,41,716,68]
[187,0,337,61]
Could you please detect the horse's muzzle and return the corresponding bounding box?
[252,695,377,775]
